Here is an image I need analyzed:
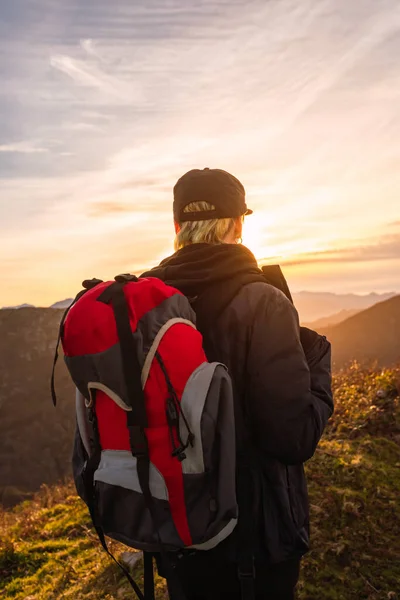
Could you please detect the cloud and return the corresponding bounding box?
[275,230,400,267]
[49,54,126,99]
[87,201,136,217]
[80,38,104,61]
[2,0,400,303]
[0,142,48,154]
[68,122,104,132]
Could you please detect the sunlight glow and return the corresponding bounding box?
[242,215,273,260]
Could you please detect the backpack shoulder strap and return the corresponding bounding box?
[97,278,186,600]
[260,265,293,303]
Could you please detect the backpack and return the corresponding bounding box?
[51,274,238,599]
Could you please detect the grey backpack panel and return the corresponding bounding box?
[181,363,238,548]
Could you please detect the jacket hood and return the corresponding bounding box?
[142,243,262,297]
[141,243,266,326]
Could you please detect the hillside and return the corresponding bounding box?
[0,308,74,506]
[1,366,399,600]
[304,308,360,330]
[324,295,400,368]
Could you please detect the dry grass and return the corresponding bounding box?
[1,365,400,599]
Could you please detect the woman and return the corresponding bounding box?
[142,168,333,600]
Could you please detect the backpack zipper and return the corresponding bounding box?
[156,352,195,462]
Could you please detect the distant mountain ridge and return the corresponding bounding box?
[3,291,396,323]
[1,300,73,310]
[0,303,35,310]
[0,295,399,504]
[50,299,73,309]
[293,291,396,323]
[304,308,360,330]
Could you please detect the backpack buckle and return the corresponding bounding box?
[114,273,138,284]
[82,278,103,290]
[238,559,256,580]
[172,447,187,462]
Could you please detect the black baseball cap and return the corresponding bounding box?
[173,168,253,222]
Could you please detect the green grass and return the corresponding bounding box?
[0,485,168,599]
[1,365,399,599]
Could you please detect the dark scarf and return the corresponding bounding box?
[141,243,293,329]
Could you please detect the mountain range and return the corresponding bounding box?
[304,308,360,330]
[2,291,396,324]
[292,291,396,323]
[0,292,399,506]
[49,299,73,309]
[1,303,35,310]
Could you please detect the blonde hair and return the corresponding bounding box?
[174,202,239,251]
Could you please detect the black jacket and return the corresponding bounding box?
[142,243,333,564]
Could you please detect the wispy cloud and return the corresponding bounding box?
[0,142,48,154]
[276,228,400,267]
[49,54,139,102]
[87,201,137,217]
[80,38,105,61]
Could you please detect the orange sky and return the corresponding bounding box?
[1,1,400,306]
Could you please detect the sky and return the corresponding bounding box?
[1,0,400,307]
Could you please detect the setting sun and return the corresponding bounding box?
[241,214,272,260]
